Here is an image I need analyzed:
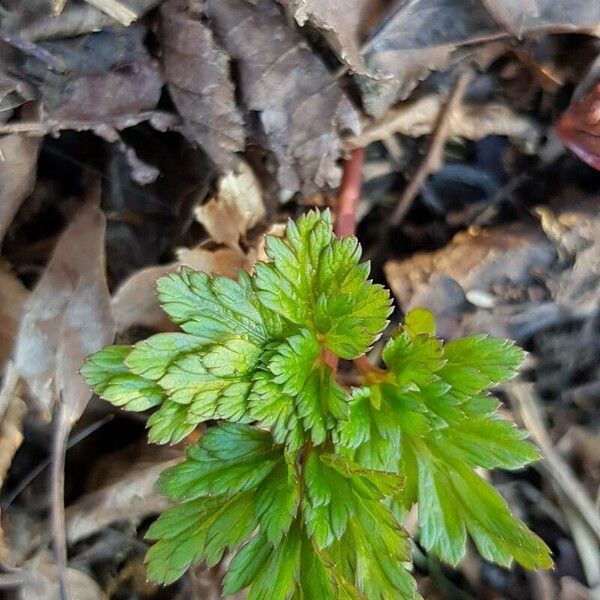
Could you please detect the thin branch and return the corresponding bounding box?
[390,70,472,226]
[51,405,72,600]
[508,382,600,542]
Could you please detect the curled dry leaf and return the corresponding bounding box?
[111,247,246,333]
[346,94,541,150]
[14,200,115,420]
[195,161,265,251]
[20,550,104,600]
[205,0,360,194]
[0,134,41,247]
[280,0,372,73]
[0,262,29,370]
[556,82,600,172]
[27,26,162,121]
[360,0,600,116]
[0,362,26,489]
[66,457,179,543]
[160,0,245,171]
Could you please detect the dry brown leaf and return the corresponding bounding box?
[66,457,179,543]
[0,262,29,370]
[26,26,162,121]
[195,162,265,250]
[0,134,41,246]
[20,550,105,600]
[112,247,246,333]
[14,200,115,419]
[346,95,541,149]
[205,0,360,194]
[280,0,372,72]
[359,0,600,116]
[160,0,244,171]
[358,0,500,115]
[482,1,600,36]
[0,362,26,489]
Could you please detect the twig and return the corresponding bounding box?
[51,405,72,600]
[390,70,472,226]
[508,382,600,541]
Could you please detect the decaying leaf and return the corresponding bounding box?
[0,134,41,246]
[556,83,600,172]
[481,1,600,36]
[280,0,372,72]
[0,362,26,489]
[14,200,115,419]
[160,0,245,171]
[359,0,600,116]
[358,0,500,116]
[111,247,246,333]
[195,161,265,250]
[66,457,179,543]
[26,26,162,121]
[0,262,29,370]
[346,94,541,149]
[20,550,105,600]
[205,0,360,194]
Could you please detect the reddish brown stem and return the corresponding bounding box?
[326,149,365,374]
[334,148,365,238]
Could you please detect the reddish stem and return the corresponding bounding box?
[334,148,365,238]
[325,148,365,374]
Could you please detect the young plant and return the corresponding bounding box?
[82,210,552,599]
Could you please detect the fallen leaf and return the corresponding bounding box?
[195,161,265,250]
[66,457,179,543]
[111,247,246,333]
[0,262,29,370]
[359,0,600,116]
[481,1,600,37]
[14,199,115,420]
[0,134,41,246]
[358,0,500,116]
[160,0,245,171]
[280,0,372,72]
[0,362,26,489]
[20,550,105,600]
[24,26,162,121]
[556,83,600,172]
[346,94,541,149]
[205,0,360,194]
[7,0,162,40]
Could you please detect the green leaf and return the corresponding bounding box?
[382,330,445,390]
[404,307,436,337]
[146,401,196,444]
[145,491,257,584]
[256,456,300,544]
[157,268,277,344]
[250,329,348,446]
[302,451,404,550]
[439,334,525,397]
[157,424,281,501]
[254,210,391,359]
[81,346,164,412]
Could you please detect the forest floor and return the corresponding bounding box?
[0,1,600,599]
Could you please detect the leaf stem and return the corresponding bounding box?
[334,148,364,238]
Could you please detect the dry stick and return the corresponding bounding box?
[508,382,600,542]
[390,70,472,226]
[51,404,73,600]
